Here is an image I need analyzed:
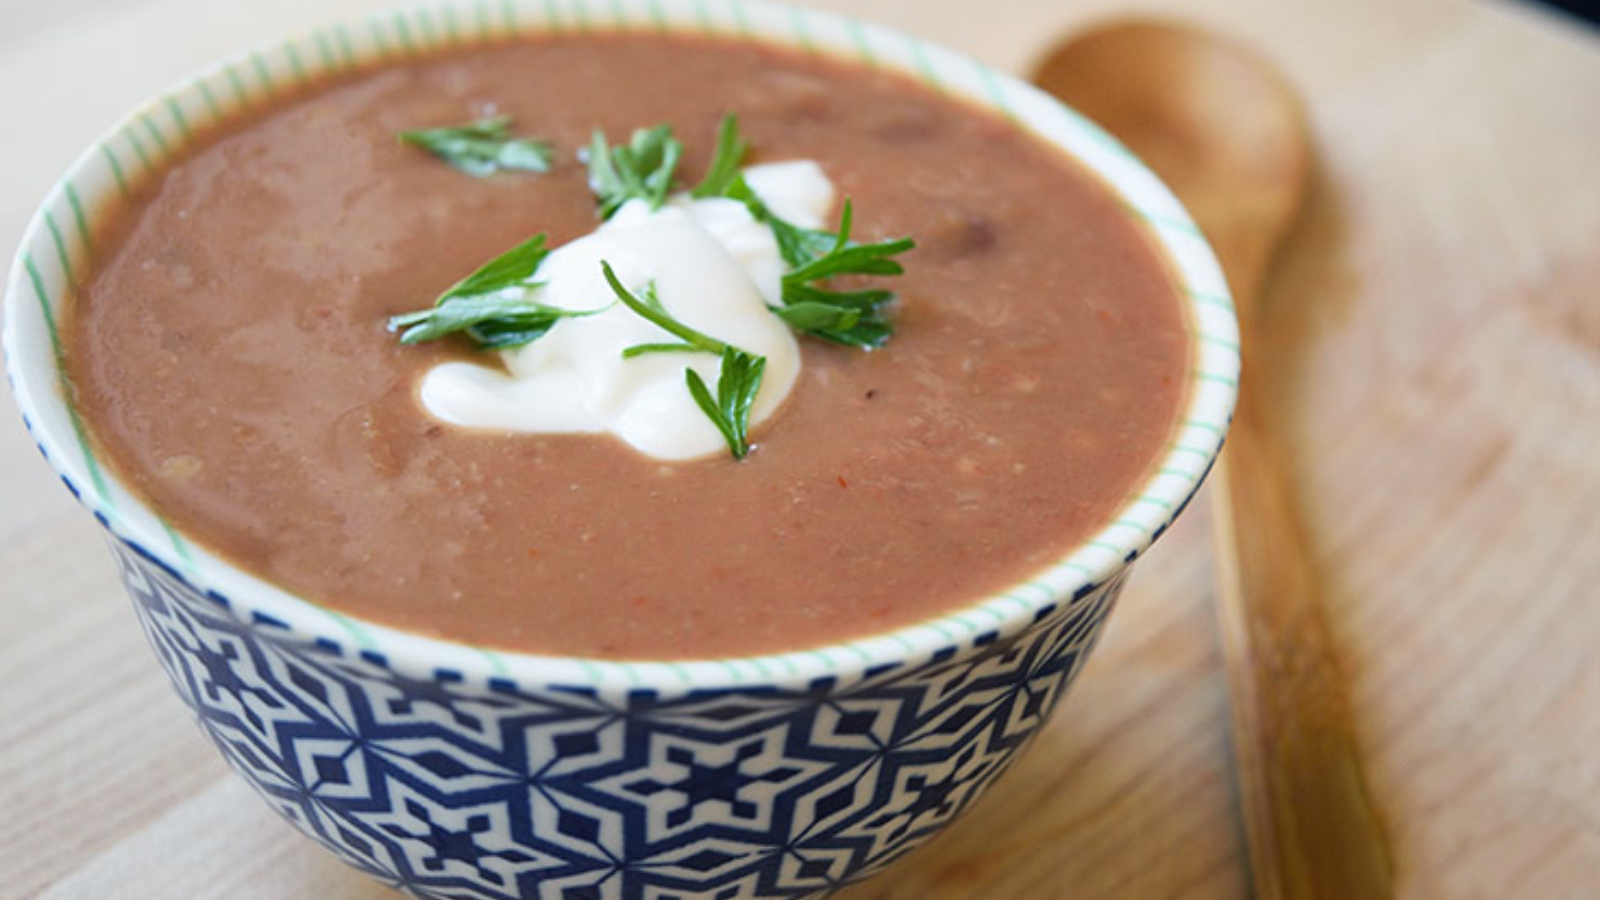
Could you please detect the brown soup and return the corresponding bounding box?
[64,33,1189,659]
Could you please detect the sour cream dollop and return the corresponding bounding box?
[417,161,834,461]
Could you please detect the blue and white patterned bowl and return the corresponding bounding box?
[3,2,1238,898]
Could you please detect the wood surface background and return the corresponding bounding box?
[1,0,1595,897]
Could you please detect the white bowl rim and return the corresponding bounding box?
[2,0,1239,697]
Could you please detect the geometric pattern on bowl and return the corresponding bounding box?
[116,536,1124,900]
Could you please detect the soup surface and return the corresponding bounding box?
[66,34,1189,659]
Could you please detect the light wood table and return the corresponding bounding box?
[1,0,1595,897]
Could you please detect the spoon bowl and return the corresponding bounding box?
[1031,19,1308,301]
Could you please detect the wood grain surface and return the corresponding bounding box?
[1,1,1596,898]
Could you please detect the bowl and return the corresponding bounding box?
[2,1,1238,898]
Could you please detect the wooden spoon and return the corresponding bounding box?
[1032,21,1394,900]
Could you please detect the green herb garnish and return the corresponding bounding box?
[690,113,750,199]
[391,114,915,458]
[601,261,766,459]
[721,176,914,348]
[686,113,914,348]
[602,264,729,357]
[686,347,767,460]
[398,115,552,177]
[773,200,914,348]
[435,234,551,302]
[587,125,683,219]
[387,235,603,349]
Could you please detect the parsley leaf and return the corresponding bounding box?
[389,295,586,349]
[388,235,603,349]
[691,114,750,199]
[685,113,913,349]
[774,200,914,347]
[685,348,767,460]
[600,261,766,459]
[587,125,684,219]
[437,234,551,302]
[722,175,914,348]
[600,262,730,356]
[398,115,552,177]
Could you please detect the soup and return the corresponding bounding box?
[63,33,1188,659]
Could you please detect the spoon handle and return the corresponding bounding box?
[1211,385,1395,900]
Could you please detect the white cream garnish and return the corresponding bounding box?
[418,162,834,460]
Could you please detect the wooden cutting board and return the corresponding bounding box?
[1,0,1595,897]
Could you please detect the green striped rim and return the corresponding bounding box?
[845,19,877,68]
[250,51,274,95]
[369,18,394,59]
[1193,332,1241,353]
[160,518,199,573]
[97,143,130,198]
[787,4,815,52]
[1126,200,1203,236]
[63,183,92,255]
[391,9,419,54]
[542,0,564,30]
[196,78,222,120]
[225,63,249,105]
[22,253,115,513]
[326,610,380,652]
[41,209,71,283]
[415,6,440,43]
[335,24,357,64]
[164,97,193,142]
[314,30,339,69]
[1194,370,1239,388]
[285,42,309,84]
[691,0,714,33]
[9,0,1236,697]
[976,62,1017,121]
[123,127,152,172]
[906,35,944,92]
[139,112,171,157]
[481,647,511,677]
[442,5,463,43]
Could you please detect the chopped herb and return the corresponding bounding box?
[621,342,701,357]
[387,235,603,349]
[388,295,592,349]
[437,235,551,303]
[600,262,765,459]
[600,263,730,357]
[586,125,684,218]
[684,114,913,348]
[773,200,914,348]
[398,115,552,177]
[718,174,836,267]
[615,282,701,358]
[723,175,913,348]
[690,114,750,199]
[686,347,766,460]
[390,114,915,458]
